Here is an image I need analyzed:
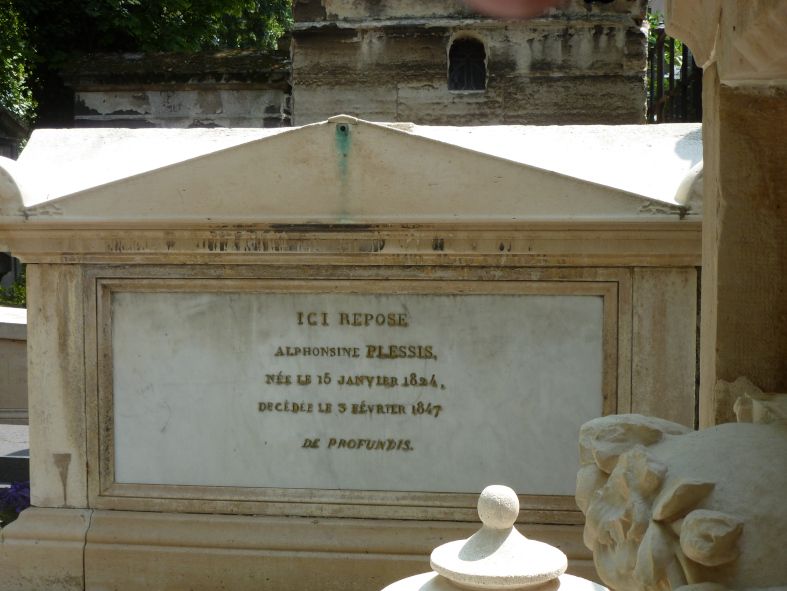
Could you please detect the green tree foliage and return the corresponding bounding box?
[0,1,36,121]
[0,265,25,308]
[1,1,292,123]
[647,10,684,69]
[18,0,292,58]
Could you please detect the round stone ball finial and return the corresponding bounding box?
[429,484,568,589]
[477,485,519,530]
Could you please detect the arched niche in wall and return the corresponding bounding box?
[448,36,487,91]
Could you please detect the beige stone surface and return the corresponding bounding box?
[1,122,703,218]
[665,0,787,427]
[0,508,90,591]
[734,390,787,427]
[700,82,787,426]
[409,124,702,207]
[0,306,27,424]
[0,118,693,224]
[85,512,431,591]
[295,84,399,126]
[577,414,787,591]
[631,268,698,427]
[26,265,88,508]
[80,511,592,591]
[2,508,581,591]
[666,1,787,82]
[716,377,764,426]
[1,507,580,591]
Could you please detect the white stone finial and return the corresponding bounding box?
[477,485,519,530]
[430,485,567,589]
[383,484,606,591]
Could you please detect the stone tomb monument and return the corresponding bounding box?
[0,117,700,590]
[0,306,27,424]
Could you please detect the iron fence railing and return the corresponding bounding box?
[647,25,703,124]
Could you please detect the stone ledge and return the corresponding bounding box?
[0,508,596,591]
[0,306,26,341]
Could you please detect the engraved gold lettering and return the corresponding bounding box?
[265,372,292,386]
[274,346,360,358]
[411,401,443,418]
[258,401,314,414]
[337,312,408,327]
[322,437,414,451]
[365,344,435,360]
[264,306,445,454]
[336,374,399,388]
[351,403,407,415]
[297,311,330,326]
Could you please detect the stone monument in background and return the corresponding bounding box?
[291,0,649,125]
[60,0,651,129]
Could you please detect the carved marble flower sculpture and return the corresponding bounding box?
[576,414,787,591]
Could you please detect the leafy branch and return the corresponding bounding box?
[0,0,293,125]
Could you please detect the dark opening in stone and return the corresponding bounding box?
[448,38,486,91]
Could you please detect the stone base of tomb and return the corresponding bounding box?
[0,508,596,590]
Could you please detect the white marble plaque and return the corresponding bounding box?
[111,289,604,496]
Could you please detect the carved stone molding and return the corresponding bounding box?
[665,0,787,83]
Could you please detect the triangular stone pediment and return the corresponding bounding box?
[0,116,688,225]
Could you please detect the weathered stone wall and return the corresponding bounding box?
[292,0,648,125]
[295,0,475,20]
[64,50,291,128]
[61,2,648,128]
[0,307,27,425]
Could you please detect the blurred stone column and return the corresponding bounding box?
[666,0,787,426]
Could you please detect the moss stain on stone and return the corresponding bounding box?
[335,122,351,180]
[334,122,352,221]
